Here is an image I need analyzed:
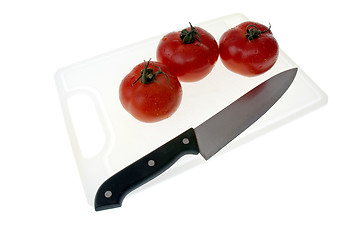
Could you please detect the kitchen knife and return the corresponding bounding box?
[95,68,298,211]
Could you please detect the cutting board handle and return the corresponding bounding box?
[57,85,115,205]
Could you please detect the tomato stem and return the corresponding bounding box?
[180,22,201,44]
[245,23,271,41]
[132,59,170,86]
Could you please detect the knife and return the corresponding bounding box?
[95,68,298,211]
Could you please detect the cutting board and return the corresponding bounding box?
[55,13,327,207]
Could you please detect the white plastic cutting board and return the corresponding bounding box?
[55,13,327,207]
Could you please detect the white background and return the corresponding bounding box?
[1,0,358,239]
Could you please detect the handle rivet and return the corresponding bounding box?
[104,190,112,198]
[182,138,189,144]
[148,160,155,167]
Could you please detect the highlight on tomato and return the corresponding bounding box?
[219,21,279,77]
[156,23,219,82]
[119,59,182,123]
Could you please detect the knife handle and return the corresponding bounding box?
[94,128,199,211]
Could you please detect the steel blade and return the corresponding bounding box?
[195,68,298,160]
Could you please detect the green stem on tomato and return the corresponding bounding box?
[180,22,201,44]
[245,23,271,41]
[132,59,170,86]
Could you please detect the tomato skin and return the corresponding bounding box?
[219,21,279,77]
[119,61,182,123]
[156,26,219,82]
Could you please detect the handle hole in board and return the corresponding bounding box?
[67,93,106,159]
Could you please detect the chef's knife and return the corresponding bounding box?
[95,68,298,211]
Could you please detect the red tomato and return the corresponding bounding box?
[156,23,219,82]
[219,21,279,77]
[119,60,182,123]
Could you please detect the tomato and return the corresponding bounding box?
[156,23,219,82]
[119,59,182,123]
[219,21,279,77]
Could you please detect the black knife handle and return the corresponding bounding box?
[94,128,200,211]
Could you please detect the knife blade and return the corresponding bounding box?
[94,68,298,211]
